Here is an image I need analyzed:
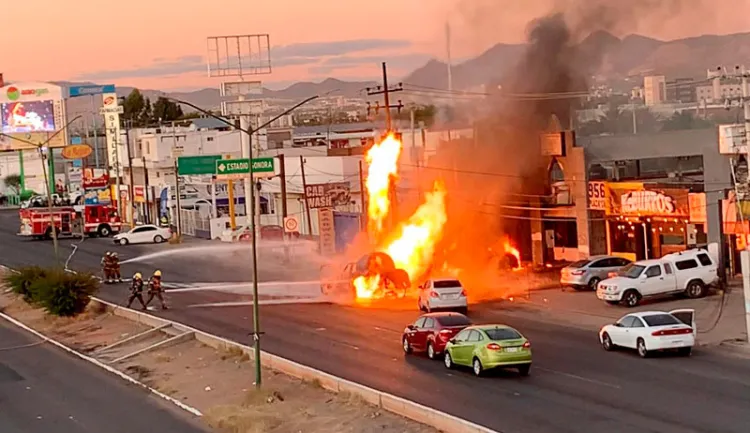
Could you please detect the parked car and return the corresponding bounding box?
[113,224,171,245]
[599,310,696,357]
[596,249,718,307]
[402,312,472,360]
[417,278,468,314]
[443,325,532,377]
[560,255,632,291]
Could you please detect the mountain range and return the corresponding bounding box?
[62,31,750,111]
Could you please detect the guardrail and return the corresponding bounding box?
[91,297,497,433]
[1,194,20,207]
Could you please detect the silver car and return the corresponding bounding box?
[560,255,632,291]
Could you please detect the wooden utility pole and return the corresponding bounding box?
[277,154,288,235]
[299,155,313,235]
[366,62,404,132]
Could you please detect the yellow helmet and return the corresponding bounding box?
[134,272,142,279]
[153,270,162,277]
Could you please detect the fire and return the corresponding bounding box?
[364,134,401,237]
[354,134,449,301]
[503,239,523,271]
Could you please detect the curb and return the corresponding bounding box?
[91,297,498,433]
[0,310,203,418]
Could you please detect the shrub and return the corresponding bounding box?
[3,267,99,316]
[2,266,48,303]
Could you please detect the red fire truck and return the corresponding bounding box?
[18,204,122,239]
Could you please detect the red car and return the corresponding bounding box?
[402,312,472,360]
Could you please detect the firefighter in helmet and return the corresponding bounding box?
[110,252,122,283]
[145,270,168,310]
[101,252,113,283]
[126,272,147,310]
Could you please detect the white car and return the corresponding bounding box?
[418,278,468,314]
[596,248,718,307]
[113,224,171,245]
[599,310,696,357]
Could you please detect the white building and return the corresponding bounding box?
[696,81,745,103]
[643,75,667,106]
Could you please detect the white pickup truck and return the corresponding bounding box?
[596,249,718,307]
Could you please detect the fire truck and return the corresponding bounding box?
[18,204,122,239]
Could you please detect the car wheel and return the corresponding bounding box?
[427,342,437,360]
[119,238,129,246]
[588,277,601,291]
[444,352,454,369]
[518,364,531,377]
[402,337,412,354]
[622,290,640,307]
[154,235,164,243]
[637,338,649,358]
[472,358,484,377]
[601,332,614,351]
[686,280,706,299]
[678,347,692,356]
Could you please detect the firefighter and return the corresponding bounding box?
[145,270,168,310]
[126,272,147,310]
[101,252,113,283]
[111,252,123,283]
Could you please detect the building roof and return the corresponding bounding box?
[190,117,234,130]
[293,121,385,136]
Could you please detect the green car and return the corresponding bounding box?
[443,324,532,377]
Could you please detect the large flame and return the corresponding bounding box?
[504,239,523,271]
[354,134,448,301]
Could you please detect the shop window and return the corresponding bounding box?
[674,259,698,270]
[548,220,577,248]
[609,223,640,256]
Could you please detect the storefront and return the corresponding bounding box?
[604,182,706,261]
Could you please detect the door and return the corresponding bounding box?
[413,317,435,350]
[628,316,646,347]
[406,318,426,348]
[450,329,474,365]
[670,309,696,337]
[61,213,71,234]
[640,264,667,296]
[609,316,636,347]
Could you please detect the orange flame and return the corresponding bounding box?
[364,134,401,237]
[503,239,523,271]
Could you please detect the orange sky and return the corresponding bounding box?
[2,0,747,91]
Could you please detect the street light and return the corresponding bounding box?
[164,93,331,388]
[0,114,83,266]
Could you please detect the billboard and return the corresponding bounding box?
[304,182,351,209]
[0,82,66,150]
[101,92,122,176]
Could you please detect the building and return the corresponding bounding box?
[696,79,744,103]
[643,76,667,106]
[666,78,697,103]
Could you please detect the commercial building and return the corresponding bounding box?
[643,76,667,106]
[666,78,698,103]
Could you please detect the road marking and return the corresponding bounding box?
[374,326,401,334]
[536,367,621,389]
[187,299,329,308]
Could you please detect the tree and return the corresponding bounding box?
[122,89,147,126]
[3,174,21,193]
[152,97,184,122]
[661,111,712,131]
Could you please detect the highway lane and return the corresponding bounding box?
[0,319,207,433]
[2,210,750,433]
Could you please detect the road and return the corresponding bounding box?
[2,209,750,433]
[0,318,207,433]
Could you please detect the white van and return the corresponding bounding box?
[596,249,718,307]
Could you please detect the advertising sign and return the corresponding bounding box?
[304,182,351,209]
[606,183,689,217]
[61,144,92,160]
[134,186,146,203]
[84,187,112,205]
[587,181,607,210]
[67,84,116,98]
[688,193,707,223]
[0,82,66,150]
[718,124,746,155]
[318,208,336,255]
[83,168,109,189]
[102,92,122,174]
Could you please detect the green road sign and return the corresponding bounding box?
[177,155,222,175]
[215,157,276,180]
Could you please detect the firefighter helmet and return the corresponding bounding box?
[134,272,142,280]
[112,252,118,257]
[106,251,112,256]
[153,270,162,277]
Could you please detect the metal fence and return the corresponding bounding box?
[0,194,21,208]
[179,208,210,237]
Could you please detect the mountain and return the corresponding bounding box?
[58,31,750,113]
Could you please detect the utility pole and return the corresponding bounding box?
[173,160,181,237]
[299,155,313,235]
[277,154,288,228]
[124,120,135,227]
[358,160,367,231]
[143,156,151,224]
[366,62,404,132]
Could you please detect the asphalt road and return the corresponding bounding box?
[2,209,750,433]
[0,319,207,433]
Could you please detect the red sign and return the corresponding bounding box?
[103,95,115,106]
[82,168,109,189]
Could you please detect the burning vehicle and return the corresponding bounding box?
[320,252,411,300]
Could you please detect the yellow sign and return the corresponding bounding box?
[0,132,65,151]
[61,144,92,160]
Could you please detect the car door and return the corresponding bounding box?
[609,316,636,347]
[662,262,678,292]
[628,316,647,347]
[450,329,474,365]
[670,309,697,337]
[640,264,666,296]
[414,317,435,350]
[406,318,426,348]
[588,258,613,281]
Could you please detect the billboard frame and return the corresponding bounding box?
[206,34,272,78]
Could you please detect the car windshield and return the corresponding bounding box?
[642,314,681,327]
[619,263,645,278]
[436,315,471,327]
[569,260,591,268]
[483,328,522,340]
[433,280,461,289]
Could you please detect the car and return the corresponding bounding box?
[402,312,472,360]
[417,278,468,314]
[443,324,532,377]
[113,224,171,245]
[599,310,696,358]
[560,255,632,291]
[596,249,718,307]
[320,252,410,299]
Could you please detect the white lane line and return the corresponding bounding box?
[536,367,622,389]
[374,326,402,334]
[187,299,329,308]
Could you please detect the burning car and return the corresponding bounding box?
[320,252,411,301]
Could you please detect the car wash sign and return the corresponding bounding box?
[304,182,351,209]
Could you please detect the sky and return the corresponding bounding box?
[2,0,748,91]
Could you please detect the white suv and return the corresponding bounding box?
[596,249,718,307]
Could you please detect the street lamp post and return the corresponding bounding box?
[165,94,326,388]
[0,115,83,266]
